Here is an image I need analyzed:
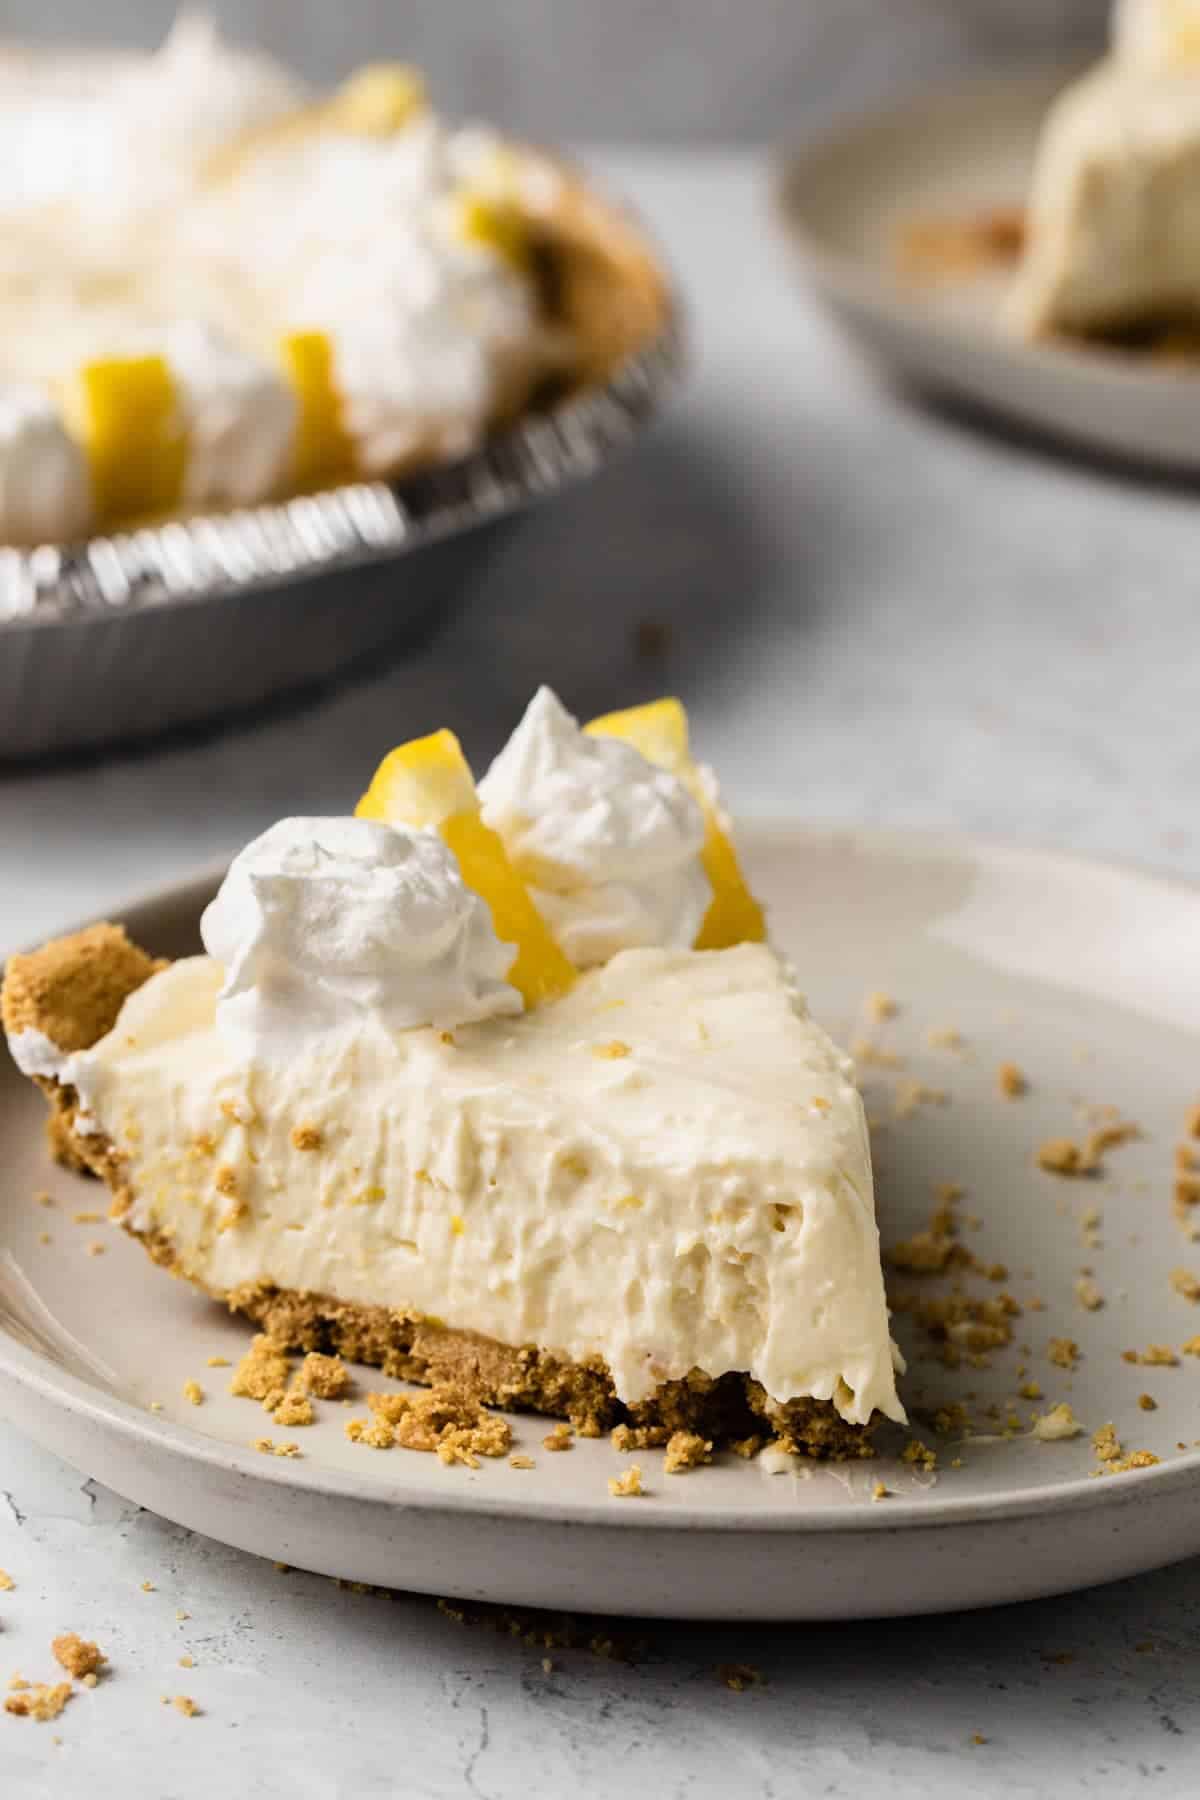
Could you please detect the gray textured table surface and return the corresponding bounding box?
[2,150,1199,1797]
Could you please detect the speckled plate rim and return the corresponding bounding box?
[4,822,1200,1541]
[0,293,685,630]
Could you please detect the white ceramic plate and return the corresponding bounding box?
[775,66,1200,471]
[3,826,1200,1621]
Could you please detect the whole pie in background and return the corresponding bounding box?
[0,13,668,545]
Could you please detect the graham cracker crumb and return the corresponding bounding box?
[1032,1403,1083,1441]
[182,1380,204,1406]
[1107,1450,1160,1475]
[36,1191,54,1208]
[926,1026,964,1051]
[852,1037,905,1070]
[1185,1103,1200,1141]
[866,991,897,1022]
[4,1682,72,1721]
[663,1430,712,1473]
[893,1080,946,1119]
[205,1356,230,1368]
[1086,1121,1141,1160]
[273,1442,300,1458]
[541,1656,554,1674]
[902,1438,937,1472]
[178,1655,194,1669]
[296,1352,349,1399]
[1138,1393,1157,1412]
[1018,1381,1043,1400]
[214,1165,239,1198]
[1170,1267,1200,1302]
[0,1570,13,1591]
[353,1385,512,1467]
[1037,1138,1089,1177]
[1178,1145,1200,1174]
[230,1336,292,1401]
[592,1040,631,1059]
[1047,1337,1080,1369]
[85,1241,105,1257]
[140,1581,155,1592]
[970,1733,988,1747]
[731,1435,763,1459]
[1074,1276,1104,1312]
[51,1634,105,1679]
[997,1062,1026,1099]
[1092,1423,1121,1463]
[72,1210,103,1225]
[272,1392,314,1428]
[252,1437,276,1454]
[1175,1175,1200,1223]
[509,1455,535,1470]
[718,1663,762,1692]
[290,1124,323,1152]
[1128,1345,1178,1367]
[871,1481,890,1501]
[608,1465,644,1497]
[1183,1335,1200,1357]
[543,1423,574,1452]
[173,1695,199,1717]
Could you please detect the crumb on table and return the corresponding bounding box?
[608,1465,644,1498]
[51,1634,105,1680]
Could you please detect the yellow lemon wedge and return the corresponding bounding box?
[585,699,766,951]
[456,192,529,269]
[328,64,428,136]
[356,729,576,1007]
[68,355,187,525]
[279,331,356,491]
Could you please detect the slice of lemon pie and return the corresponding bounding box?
[3,690,904,1454]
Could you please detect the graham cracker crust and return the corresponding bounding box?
[3,925,875,1460]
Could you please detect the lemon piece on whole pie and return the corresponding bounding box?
[328,63,428,136]
[279,331,356,490]
[456,192,529,269]
[585,698,766,951]
[356,729,576,1006]
[68,355,188,525]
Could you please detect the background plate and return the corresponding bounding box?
[3,825,1200,1620]
[775,66,1200,473]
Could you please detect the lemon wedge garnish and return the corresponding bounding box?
[585,699,766,950]
[456,192,528,269]
[279,331,356,491]
[356,729,575,1007]
[68,355,187,525]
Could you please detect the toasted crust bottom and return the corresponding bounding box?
[3,924,875,1459]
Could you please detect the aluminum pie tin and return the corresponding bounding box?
[0,304,684,761]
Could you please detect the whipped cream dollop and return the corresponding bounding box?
[0,385,91,543]
[199,816,522,1059]
[478,687,711,968]
[166,321,297,507]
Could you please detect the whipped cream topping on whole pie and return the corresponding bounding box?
[0,15,667,545]
[2,691,904,1449]
[1010,1,1200,337]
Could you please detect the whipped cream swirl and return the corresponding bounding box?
[0,385,91,543]
[478,687,711,968]
[200,817,521,1058]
